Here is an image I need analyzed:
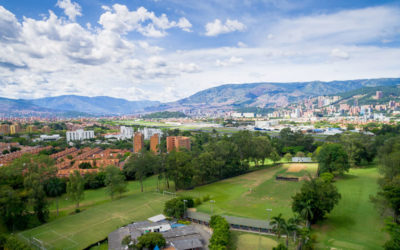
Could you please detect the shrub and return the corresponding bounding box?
[194,197,202,206]
[209,215,230,250]
[202,194,210,202]
[136,232,166,249]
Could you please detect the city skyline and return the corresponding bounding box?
[0,0,400,102]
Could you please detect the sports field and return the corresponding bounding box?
[182,163,318,219]
[19,192,169,249]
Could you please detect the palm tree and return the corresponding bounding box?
[287,215,302,245]
[270,213,287,239]
[299,200,313,228]
[46,177,64,216]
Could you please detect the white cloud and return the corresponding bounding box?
[98,5,192,37]
[265,6,400,46]
[205,19,246,36]
[330,48,350,60]
[216,56,244,67]
[56,0,82,21]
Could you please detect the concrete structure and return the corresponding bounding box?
[292,157,312,163]
[38,134,60,141]
[41,126,51,134]
[138,127,163,140]
[133,132,144,153]
[66,129,95,142]
[375,91,383,100]
[150,133,160,153]
[167,136,191,152]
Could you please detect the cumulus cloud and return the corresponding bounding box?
[205,19,246,36]
[98,5,192,37]
[56,0,82,21]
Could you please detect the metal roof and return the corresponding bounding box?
[186,211,272,229]
[171,238,203,250]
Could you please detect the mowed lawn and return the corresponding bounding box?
[229,231,279,249]
[314,167,387,249]
[47,175,170,219]
[19,192,169,249]
[182,163,318,219]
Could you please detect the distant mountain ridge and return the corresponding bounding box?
[1,78,400,117]
[31,95,160,115]
[149,78,400,111]
[0,95,160,117]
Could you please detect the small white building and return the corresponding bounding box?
[292,157,312,163]
[66,129,95,142]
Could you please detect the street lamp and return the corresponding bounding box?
[266,208,272,221]
[183,200,187,218]
[210,200,215,215]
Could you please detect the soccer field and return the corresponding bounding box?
[19,192,169,249]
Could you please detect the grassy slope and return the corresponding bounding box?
[314,167,387,249]
[182,164,318,219]
[18,176,172,249]
[47,175,167,220]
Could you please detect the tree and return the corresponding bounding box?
[78,162,92,169]
[45,177,64,216]
[125,150,157,192]
[270,213,287,239]
[273,243,288,250]
[166,150,194,190]
[67,170,85,209]
[284,153,293,162]
[292,177,341,224]
[317,143,349,176]
[384,219,400,250]
[136,232,166,249]
[0,186,28,231]
[163,197,194,218]
[105,166,127,199]
[270,151,281,164]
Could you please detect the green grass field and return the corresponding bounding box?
[46,175,169,220]
[17,163,386,249]
[181,164,386,249]
[182,163,318,219]
[229,231,279,249]
[19,192,169,249]
[313,167,387,249]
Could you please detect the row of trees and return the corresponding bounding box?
[209,215,230,250]
[0,153,127,231]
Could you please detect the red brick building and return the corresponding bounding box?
[150,133,160,153]
[166,136,191,152]
[133,132,144,153]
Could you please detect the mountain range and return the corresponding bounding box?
[1,78,400,117]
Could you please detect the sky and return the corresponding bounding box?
[0,0,400,102]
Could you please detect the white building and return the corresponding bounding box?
[120,126,134,139]
[138,127,163,140]
[66,129,95,142]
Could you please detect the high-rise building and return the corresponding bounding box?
[120,126,134,139]
[0,124,10,135]
[9,125,18,134]
[150,133,160,153]
[138,127,163,140]
[375,91,383,100]
[66,129,95,142]
[26,125,38,133]
[166,136,191,152]
[133,132,144,153]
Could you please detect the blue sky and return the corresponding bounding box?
[0,0,400,101]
